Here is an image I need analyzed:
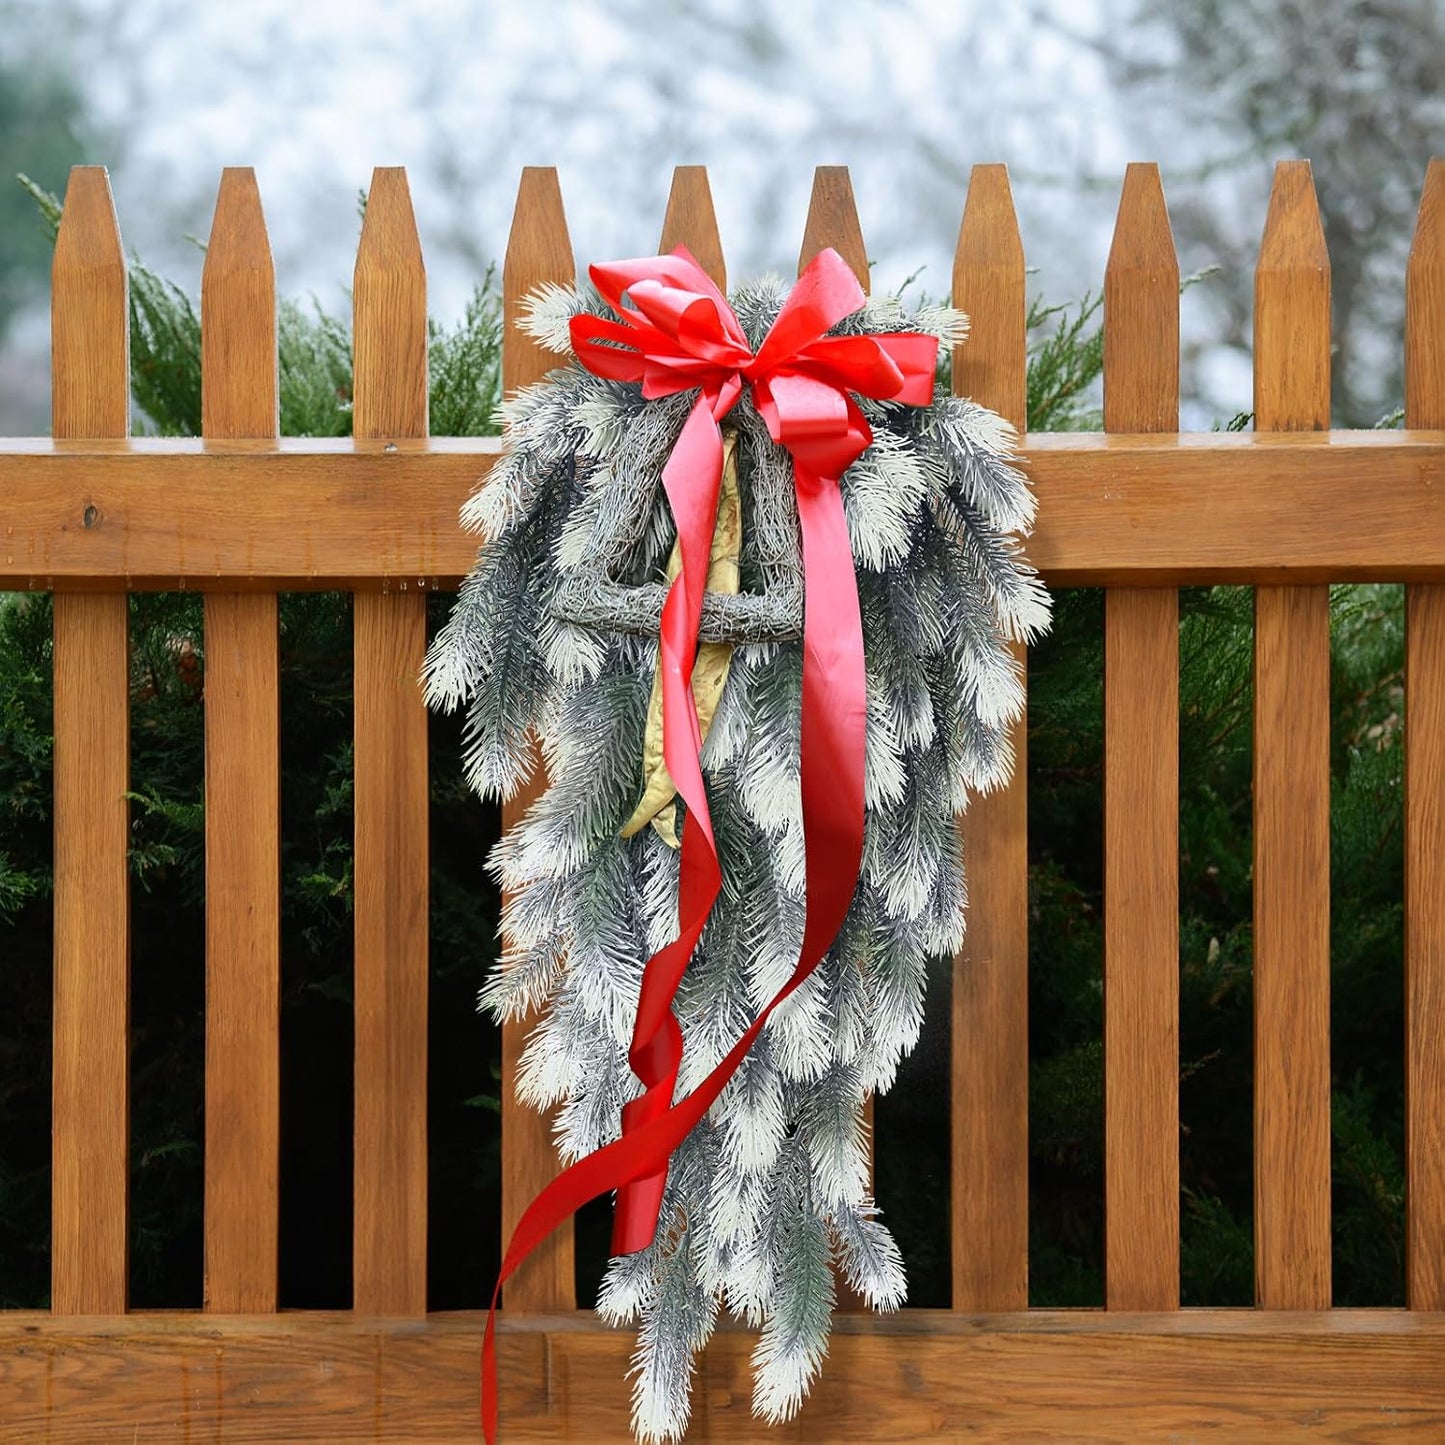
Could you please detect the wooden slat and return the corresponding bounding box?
[1252,159,1333,1311]
[51,170,130,440]
[660,165,725,287]
[500,166,575,1312]
[351,166,429,1317]
[49,165,131,1315]
[1102,162,1180,1311]
[1406,156,1445,1310]
[951,163,1030,1312]
[797,166,876,1302]
[5,430,1445,591]
[798,164,868,282]
[200,167,281,1314]
[4,1309,1445,1442]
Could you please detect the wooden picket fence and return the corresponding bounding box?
[0,155,1443,1440]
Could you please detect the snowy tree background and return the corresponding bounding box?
[3,0,1441,432]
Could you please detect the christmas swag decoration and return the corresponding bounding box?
[424,245,1051,1443]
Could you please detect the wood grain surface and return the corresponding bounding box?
[798,164,868,283]
[4,430,1445,590]
[200,167,282,1314]
[1252,159,1333,1311]
[49,165,132,1315]
[3,1309,1444,1442]
[499,166,576,1312]
[950,163,1030,1312]
[351,166,430,1317]
[660,165,725,288]
[1102,162,1181,1311]
[1406,156,1445,1310]
[661,164,725,289]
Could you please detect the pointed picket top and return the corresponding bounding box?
[659,165,726,291]
[1254,160,1330,430]
[52,165,129,439]
[799,165,868,291]
[1406,158,1445,428]
[201,167,277,439]
[1257,159,1330,273]
[1106,163,1178,281]
[953,164,1026,429]
[503,166,574,395]
[357,166,425,276]
[353,166,428,440]
[1104,163,1179,433]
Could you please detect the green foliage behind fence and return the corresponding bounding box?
[0,192,1409,1309]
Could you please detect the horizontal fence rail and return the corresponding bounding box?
[1,431,1444,589]
[2,156,1445,1441]
[6,1310,1445,1441]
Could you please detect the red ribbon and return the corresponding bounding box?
[483,246,936,1441]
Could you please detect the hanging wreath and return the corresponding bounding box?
[424,246,1051,1443]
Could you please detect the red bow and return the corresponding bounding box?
[483,246,936,1442]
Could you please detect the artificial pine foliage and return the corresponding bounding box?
[425,273,1050,1439]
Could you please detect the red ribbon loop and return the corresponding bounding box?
[483,246,936,1442]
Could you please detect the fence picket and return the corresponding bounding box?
[200,167,282,1314]
[50,165,131,1316]
[1252,159,1332,1310]
[799,165,868,283]
[797,166,876,1306]
[500,166,577,1312]
[1103,163,1181,1311]
[950,163,1030,1312]
[661,165,725,287]
[1406,156,1445,1310]
[352,166,430,1317]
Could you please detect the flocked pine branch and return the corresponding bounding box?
[427,273,1051,1440]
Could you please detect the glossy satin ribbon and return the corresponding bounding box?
[483,246,935,1442]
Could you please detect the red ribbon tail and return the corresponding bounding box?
[793,465,868,963]
[612,393,728,1251]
